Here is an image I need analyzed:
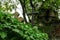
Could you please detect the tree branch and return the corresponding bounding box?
[19,0,27,23]
[29,0,35,26]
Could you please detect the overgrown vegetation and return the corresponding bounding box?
[1,0,60,39]
[0,11,48,40]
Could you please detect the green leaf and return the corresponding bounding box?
[0,32,7,39]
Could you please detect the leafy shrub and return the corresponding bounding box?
[0,11,48,40]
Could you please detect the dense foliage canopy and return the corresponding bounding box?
[0,11,48,40]
[23,0,60,13]
[0,0,60,40]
